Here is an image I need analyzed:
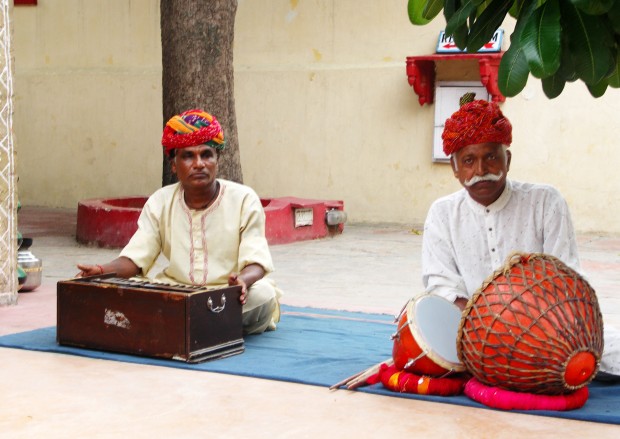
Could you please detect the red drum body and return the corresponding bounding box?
[392,295,465,376]
[458,253,604,395]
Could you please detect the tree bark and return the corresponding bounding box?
[160,0,242,186]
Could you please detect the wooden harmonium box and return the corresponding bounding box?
[57,274,244,363]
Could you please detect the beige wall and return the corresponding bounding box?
[13,0,162,206]
[12,0,620,234]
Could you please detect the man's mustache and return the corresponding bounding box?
[464,171,504,187]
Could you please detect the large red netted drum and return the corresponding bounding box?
[458,253,604,395]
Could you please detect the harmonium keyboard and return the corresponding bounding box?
[57,274,244,363]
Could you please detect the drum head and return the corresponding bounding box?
[411,295,462,368]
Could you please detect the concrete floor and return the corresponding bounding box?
[1,206,620,438]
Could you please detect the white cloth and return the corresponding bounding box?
[120,179,281,334]
[422,179,619,378]
[600,326,620,377]
[422,179,580,302]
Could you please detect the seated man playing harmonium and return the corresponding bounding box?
[77,109,281,335]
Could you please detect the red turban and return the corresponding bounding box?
[161,109,225,154]
[442,100,512,156]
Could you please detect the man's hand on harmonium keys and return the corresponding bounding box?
[76,257,140,279]
[76,263,106,278]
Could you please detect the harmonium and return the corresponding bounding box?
[57,274,244,363]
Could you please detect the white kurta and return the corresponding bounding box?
[422,179,620,377]
[422,179,580,302]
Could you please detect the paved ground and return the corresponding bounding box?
[1,206,619,438]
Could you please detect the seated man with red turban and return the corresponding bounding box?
[422,96,618,378]
[77,109,281,335]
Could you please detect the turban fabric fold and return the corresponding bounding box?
[442,99,512,156]
[162,109,225,154]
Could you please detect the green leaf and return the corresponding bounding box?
[453,21,470,50]
[497,0,537,96]
[567,0,616,15]
[587,80,608,97]
[557,35,579,82]
[408,0,431,25]
[498,41,530,96]
[509,0,526,19]
[607,50,620,88]
[520,0,561,78]
[467,0,513,52]
[443,0,459,20]
[541,73,566,98]
[561,1,616,84]
[422,0,445,20]
[476,0,495,16]
[442,0,470,49]
[602,17,619,77]
[446,0,478,36]
[607,0,620,33]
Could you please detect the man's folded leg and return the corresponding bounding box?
[242,277,282,335]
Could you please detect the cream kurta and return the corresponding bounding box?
[120,179,280,334]
[120,179,274,286]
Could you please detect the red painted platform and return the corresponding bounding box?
[76,196,345,248]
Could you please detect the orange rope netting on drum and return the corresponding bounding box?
[458,253,604,395]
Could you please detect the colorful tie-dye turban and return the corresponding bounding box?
[161,109,225,154]
[442,99,512,156]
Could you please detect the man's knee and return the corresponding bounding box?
[244,278,277,311]
[242,278,281,335]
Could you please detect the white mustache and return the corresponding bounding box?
[464,171,504,187]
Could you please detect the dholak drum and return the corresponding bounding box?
[392,294,466,376]
[458,253,604,395]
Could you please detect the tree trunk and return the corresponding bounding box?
[160,0,242,186]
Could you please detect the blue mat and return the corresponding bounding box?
[1,305,619,425]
